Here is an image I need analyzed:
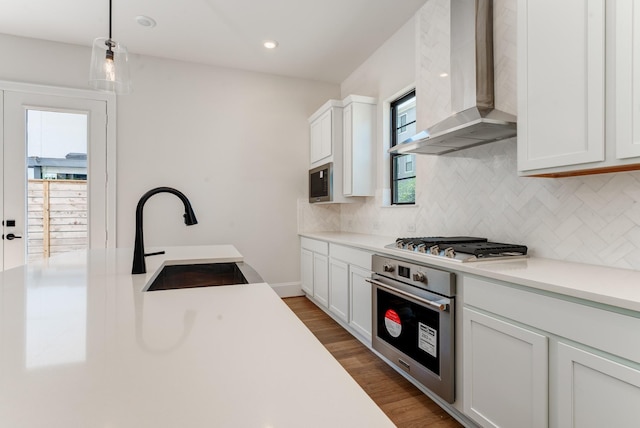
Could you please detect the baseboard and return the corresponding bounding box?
[269,281,304,298]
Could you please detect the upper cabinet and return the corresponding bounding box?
[342,95,376,197]
[308,95,376,202]
[309,100,342,166]
[517,0,605,175]
[615,0,640,160]
[518,0,640,176]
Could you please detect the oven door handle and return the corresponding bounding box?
[366,278,449,312]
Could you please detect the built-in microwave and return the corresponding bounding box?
[309,162,333,203]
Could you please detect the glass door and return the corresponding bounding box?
[2,90,112,271]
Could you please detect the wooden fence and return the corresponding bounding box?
[27,179,87,262]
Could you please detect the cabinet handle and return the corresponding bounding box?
[366,278,449,312]
[3,233,22,240]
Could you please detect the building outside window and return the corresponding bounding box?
[390,90,416,204]
[28,152,87,180]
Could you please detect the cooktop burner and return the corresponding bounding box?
[387,236,528,262]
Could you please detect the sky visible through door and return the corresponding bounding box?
[26,110,88,262]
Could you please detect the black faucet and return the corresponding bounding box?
[132,187,198,274]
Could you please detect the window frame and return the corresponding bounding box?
[390,90,416,205]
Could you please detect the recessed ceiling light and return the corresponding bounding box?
[439,72,449,78]
[263,40,279,49]
[135,15,157,28]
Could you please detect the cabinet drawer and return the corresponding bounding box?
[301,237,328,255]
[463,275,640,363]
[329,243,372,270]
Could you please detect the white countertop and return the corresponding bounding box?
[300,232,640,313]
[0,245,394,427]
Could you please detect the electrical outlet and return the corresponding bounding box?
[407,224,416,233]
[373,221,380,231]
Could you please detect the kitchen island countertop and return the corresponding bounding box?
[0,245,394,427]
[300,231,640,313]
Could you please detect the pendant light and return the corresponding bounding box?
[89,0,132,94]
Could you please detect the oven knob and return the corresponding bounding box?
[383,263,395,273]
[412,271,426,283]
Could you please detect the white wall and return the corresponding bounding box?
[0,33,340,289]
[301,0,640,272]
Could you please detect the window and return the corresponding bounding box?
[390,90,416,205]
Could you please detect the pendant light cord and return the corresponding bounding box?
[108,0,112,40]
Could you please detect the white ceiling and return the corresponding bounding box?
[0,0,427,83]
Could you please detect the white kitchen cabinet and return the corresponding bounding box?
[329,258,349,322]
[556,342,640,428]
[310,108,333,164]
[348,265,372,342]
[301,239,373,344]
[342,95,376,197]
[329,243,373,342]
[517,0,605,175]
[518,0,640,176]
[300,248,314,295]
[307,95,376,203]
[463,274,640,428]
[300,237,329,308]
[313,253,329,307]
[615,0,640,160]
[308,100,342,167]
[463,308,548,428]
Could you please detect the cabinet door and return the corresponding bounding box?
[313,253,329,308]
[349,265,372,342]
[329,258,349,323]
[342,104,353,195]
[557,342,640,428]
[309,109,332,164]
[463,308,548,428]
[301,248,314,295]
[342,101,375,197]
[518,0,605,172]
[319,110,332,161]
[615,0,640,159]
[310,118,323,164]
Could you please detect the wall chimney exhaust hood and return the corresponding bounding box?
[389,0,516,156]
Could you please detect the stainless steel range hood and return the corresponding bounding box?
[390,0,516,156]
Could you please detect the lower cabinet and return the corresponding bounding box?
[556,342,640,428]
[300,248,314,295]
[328,243,373,343]
[463,275,640,428]
[463,308,548,428]
[313,253,329,307]
[300,237,329,308]
[348,265,372,341]
[300,238,373,343]
[329,258,349,322]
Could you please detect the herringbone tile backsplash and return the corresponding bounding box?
[300,141,640,271]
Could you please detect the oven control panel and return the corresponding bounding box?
[372,254,455,297]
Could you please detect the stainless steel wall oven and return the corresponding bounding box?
[369,254,456,403]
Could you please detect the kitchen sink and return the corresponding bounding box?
[145,262,263,291]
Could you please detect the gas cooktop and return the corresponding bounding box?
[386,236,528,263]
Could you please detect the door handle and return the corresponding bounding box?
[3,233,22,240]
[365,278,450,312]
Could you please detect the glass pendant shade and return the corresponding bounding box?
[89,37,132,94]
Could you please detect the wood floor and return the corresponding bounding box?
[283,296,463,428]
